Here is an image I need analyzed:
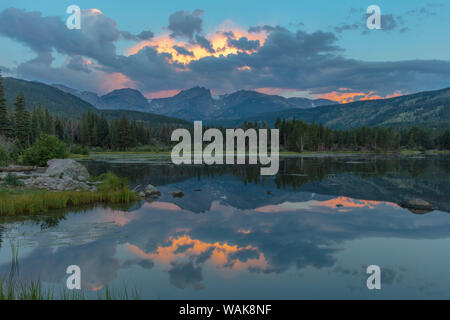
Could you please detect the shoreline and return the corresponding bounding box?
[70,149,450,160]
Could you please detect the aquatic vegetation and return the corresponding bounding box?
[0,243,140,300]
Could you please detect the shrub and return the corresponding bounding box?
[4,173,24,187]
[0,146,10,166]
[70,145,89,155]
[22,134,69,167]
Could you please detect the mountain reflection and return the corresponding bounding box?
[1,194,450,291]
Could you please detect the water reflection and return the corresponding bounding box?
[0,155,449,299]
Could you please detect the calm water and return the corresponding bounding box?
[0,155,449,299]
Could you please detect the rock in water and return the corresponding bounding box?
[144,184,161,197]
[400,198,434,213]
[171,191,184,198]
[46,159,90,181]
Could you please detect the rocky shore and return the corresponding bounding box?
[0,159,98,191]
[0,159,162,202]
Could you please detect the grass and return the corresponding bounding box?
[0,172,139,216]
[0,243,140,300]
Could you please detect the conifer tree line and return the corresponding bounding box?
[0,74,178,153]
[274,118,449,152]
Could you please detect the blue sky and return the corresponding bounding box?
[0,0,449,101]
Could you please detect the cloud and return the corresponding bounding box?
[168,9,204,39]
[0,8,119,67]
[1,8,450,98]
[195,34,215,53]
[137,30,154,40]
[168,261,204,289]
[225,32,261,51]
[66,55,92,73]
[173,45,194,57]
[334,23,359,34]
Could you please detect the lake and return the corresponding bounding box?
[0,154,449,299]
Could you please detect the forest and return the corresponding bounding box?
[0,72,448,165]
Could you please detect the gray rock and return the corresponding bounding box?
[15,159,95,191]
[144,184,161,197]
[400,198,434,211]
[24,175,93,191]
[46,159,90,181]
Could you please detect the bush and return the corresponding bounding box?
[4,173,24,186]
[0,146,10,166]
[70,145,89,155]
[22,134,69,166]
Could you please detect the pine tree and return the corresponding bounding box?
[0,73,12,138]
[97,113,109,148]
[31,107,40,143]
[15,93,31,149]
[118,116,131,150]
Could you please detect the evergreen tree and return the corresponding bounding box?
[118,116,131,150]
[97,113,110,148]
[14,93,31,149]
[0,73,12,138]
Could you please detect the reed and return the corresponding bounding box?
[0,243,141,300]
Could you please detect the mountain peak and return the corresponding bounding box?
[176,86,212,99]
[103,87,144,97]
[100,88,149,111]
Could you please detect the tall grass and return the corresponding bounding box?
[0,172,139,216]
[0,242,141,300]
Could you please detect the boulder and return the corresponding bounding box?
[24,176,93,191]
[144,184,161,197]
[46,159,90,182]
[400,198,434,212]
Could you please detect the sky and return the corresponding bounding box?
[0,0,449,102]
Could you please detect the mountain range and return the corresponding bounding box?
[221,87,450,129]
[3,77,190,127]
[53,84,337,120]
[3,77,450,129]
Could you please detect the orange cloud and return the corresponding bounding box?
[317,196,398,209]
[98,72,136,93]
[143,201,182,211]
[125,25,267,65]
[126,234,268,271]
[145,89,181,99]
[89,8,103,15]
[254,196,399,213]
[237,65,251,71]
[318,90,402,103]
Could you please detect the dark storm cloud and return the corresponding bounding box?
[173,45,194,57]
[137,30,154,40]
[195,34,215,53]
[226,34,260,51]
[168,9,204,39]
